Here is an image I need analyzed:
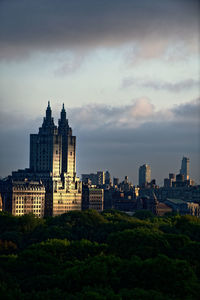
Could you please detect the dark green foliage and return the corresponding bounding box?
[1,210,200,299]
[107,227,169,259]
[133,209,154,220]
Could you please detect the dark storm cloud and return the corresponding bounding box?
[0,99,199,183]
[122,78,200,93]
[0,0,199,59]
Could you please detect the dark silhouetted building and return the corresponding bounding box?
[105,171,112,185]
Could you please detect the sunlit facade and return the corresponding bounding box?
[12,180,45,217]
[139,164,151,187]
[180,157,189,180]
[30,102,82,216]
[11,102,82,216]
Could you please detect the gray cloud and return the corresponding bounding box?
[0,99,199,184]
[67,98,200,130]
[122,77,200,92]
[54,53,85,76]
[76,120,200,185]
[172,98,200,119]
[0,0,199,59]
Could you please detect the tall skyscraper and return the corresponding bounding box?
[105,171,112,185]
[30,102,76,178]
[139,164,151,187]
[180,157,189,180]
[12,102,82,216]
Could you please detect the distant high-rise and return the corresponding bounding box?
[139,164,151,187]
[113,178,119,186]
[180,157,189,180]
[105,171,111,185]
[82,171,105,186]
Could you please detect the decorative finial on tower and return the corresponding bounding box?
[46,100,52,121]
[61,103,66,114]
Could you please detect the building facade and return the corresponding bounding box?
[0,193,2,212]
[82,185,104,212]
[139,164,151,187]
[180,157,189,180]
[10,102,82,217]
[2,178,45,218]
[82,171,105,186]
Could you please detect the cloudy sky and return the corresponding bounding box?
[0,0,199,184]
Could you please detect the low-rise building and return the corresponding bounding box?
[165,198,200,216]
[82,185,104,212]
[2,178,45,218]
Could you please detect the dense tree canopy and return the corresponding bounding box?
[0,210,200,299]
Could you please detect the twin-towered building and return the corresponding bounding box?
[30,102,76,178]
[3,102,82,217]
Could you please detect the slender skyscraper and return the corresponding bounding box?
[180,157,189,180]
[139,164,151,187]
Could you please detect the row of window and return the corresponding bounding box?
[15,205,41,208]
[13,188,43,191]
[16,201,43,204]
[15,210,41,214]
[14,196,44,200]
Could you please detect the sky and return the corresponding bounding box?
[0,0,200,185]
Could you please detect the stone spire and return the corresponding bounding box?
[58,103,69,134]
[46,101,52,122]
[60,103,66,120]
[39,101,56,134]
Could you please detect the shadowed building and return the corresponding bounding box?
[165,198,200,216]
[105,171,112,185]
[136,191,172,216]
[164,173,176,188]
[82,184,104,212]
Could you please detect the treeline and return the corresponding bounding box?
[1,210,200,299]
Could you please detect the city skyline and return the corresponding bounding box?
[0,100,198,186]
[0,0,199,184]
